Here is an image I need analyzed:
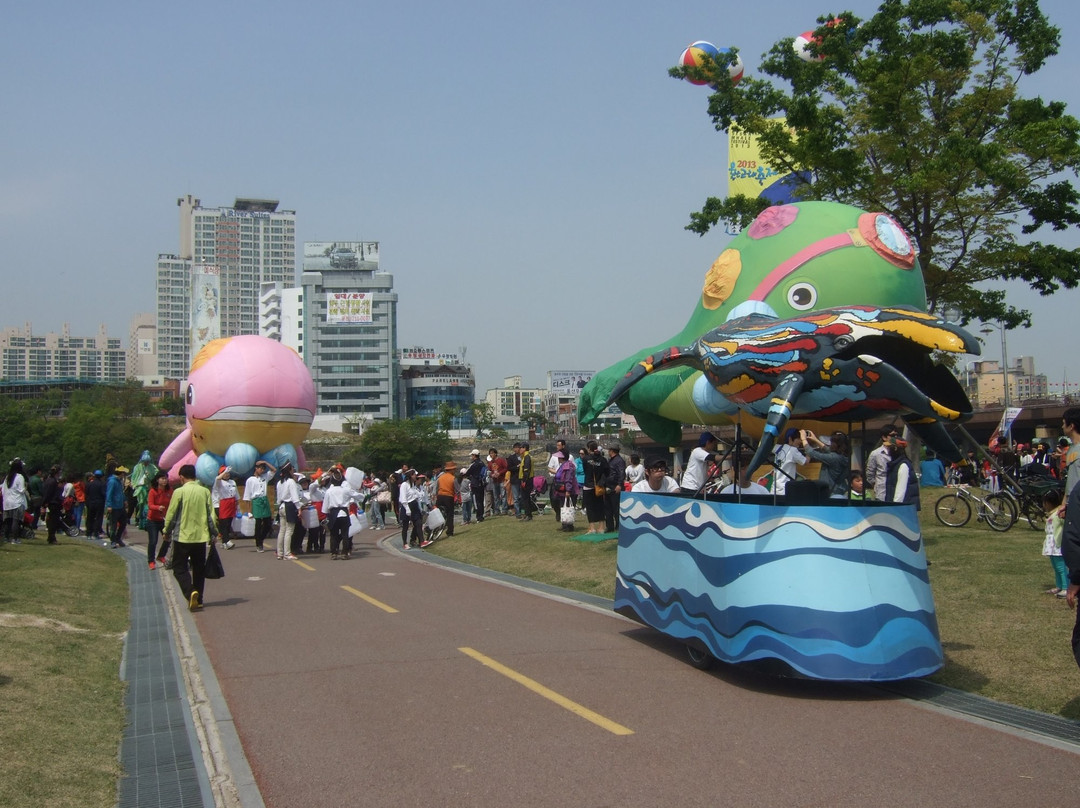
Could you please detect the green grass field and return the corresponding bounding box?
[0,538,129,808]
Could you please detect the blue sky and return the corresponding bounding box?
[4,0,1080,397]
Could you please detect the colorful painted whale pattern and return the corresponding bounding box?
[615,493,944,681]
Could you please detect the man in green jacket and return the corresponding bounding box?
[162,464,219,612]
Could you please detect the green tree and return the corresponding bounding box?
[470,402,495,437]
[435,402,461,432]
[674,0,1080,329]
[341,417,452,474]
[519,409,549,438]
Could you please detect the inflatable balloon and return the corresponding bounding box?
[159,335,316,484]
[793,30,823,62]
[578,201,981,478]
[679,41,743,86]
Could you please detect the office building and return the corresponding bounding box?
[398,347,475,425]
[156,195,296,377]
[301,241,397,420]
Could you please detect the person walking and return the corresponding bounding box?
[104,465,129,548]
[435,461,459,537]
[84,469,106,540]
[398,469,423,549]
[162,464,219,612]
[2,458,29,543]
[146,472,173,569]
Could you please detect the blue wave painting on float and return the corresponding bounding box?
[615,493,943,681]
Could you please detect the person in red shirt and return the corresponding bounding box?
[146,472,173,569]
[487,448,509,515]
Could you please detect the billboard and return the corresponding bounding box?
[190,265,221,357]
[327,292,373,324]
[549,371,594,392]
[399,347,462,365]
[304,241,380,270]
[728,118,802,204]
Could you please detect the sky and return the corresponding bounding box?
[4,0,1080,397]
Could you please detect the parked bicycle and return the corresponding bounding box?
[934,485,1016,532]
[997,474,1064,531]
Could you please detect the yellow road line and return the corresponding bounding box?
[458,647,633,736]
[340,585,399,613]
[293,560,316,571]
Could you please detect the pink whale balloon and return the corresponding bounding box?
[159,336,316,480]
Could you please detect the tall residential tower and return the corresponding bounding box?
[156,195,296,377]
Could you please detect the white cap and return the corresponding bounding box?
[470,449,480,455]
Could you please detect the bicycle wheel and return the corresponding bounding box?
[983,493,1016,532]
[1021,498,1044,530]
[935,492,971,527]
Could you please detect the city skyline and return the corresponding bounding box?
[4,1,1080,396]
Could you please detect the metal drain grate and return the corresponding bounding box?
[116,546,212,807]
[880,678,1080,748]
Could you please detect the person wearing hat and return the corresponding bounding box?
[84,469,107,540]
[435,461,459,537]
[212,466,239,550]
[242,460,276,553]
[631,456,680,493]
[104,463,129,548]
[465,449,487,523]
[680,432,724,496]
[865,425,902,500]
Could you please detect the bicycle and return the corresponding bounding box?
[934,485,1016,531]
[997,474,1063,531]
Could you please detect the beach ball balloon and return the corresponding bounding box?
[794,30,824,62]
[680,41,720,85]
[679,41,743,86]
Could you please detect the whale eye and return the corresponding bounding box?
[834,334,855,350]
[786,283,818,311]
[186,384,195,407]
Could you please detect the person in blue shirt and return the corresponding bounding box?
[919,450,946,487]
[104,464,129,548]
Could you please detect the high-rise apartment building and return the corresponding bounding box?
[0,323,126,382]
[301,241,398,419]
[156,195,296,378]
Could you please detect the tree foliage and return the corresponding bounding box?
[341,417,452,474]
[673,0,1080,329]
[0,385,172,474]
[470,402,495,436]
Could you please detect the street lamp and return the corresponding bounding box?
[980,321,1011,449]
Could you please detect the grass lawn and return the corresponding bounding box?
[426,490,1080,720]
[0,537,129,808]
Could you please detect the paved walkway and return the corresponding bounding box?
[114,528,1080,807]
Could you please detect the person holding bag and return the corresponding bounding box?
[274,462,302,560]
[162,464,219,612]
[581,441,609,535]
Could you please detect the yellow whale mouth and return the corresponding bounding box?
[191,405,313,455]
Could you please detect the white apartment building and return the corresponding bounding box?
[0,322,126,382]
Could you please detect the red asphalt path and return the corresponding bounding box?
[183,529,1078,808]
